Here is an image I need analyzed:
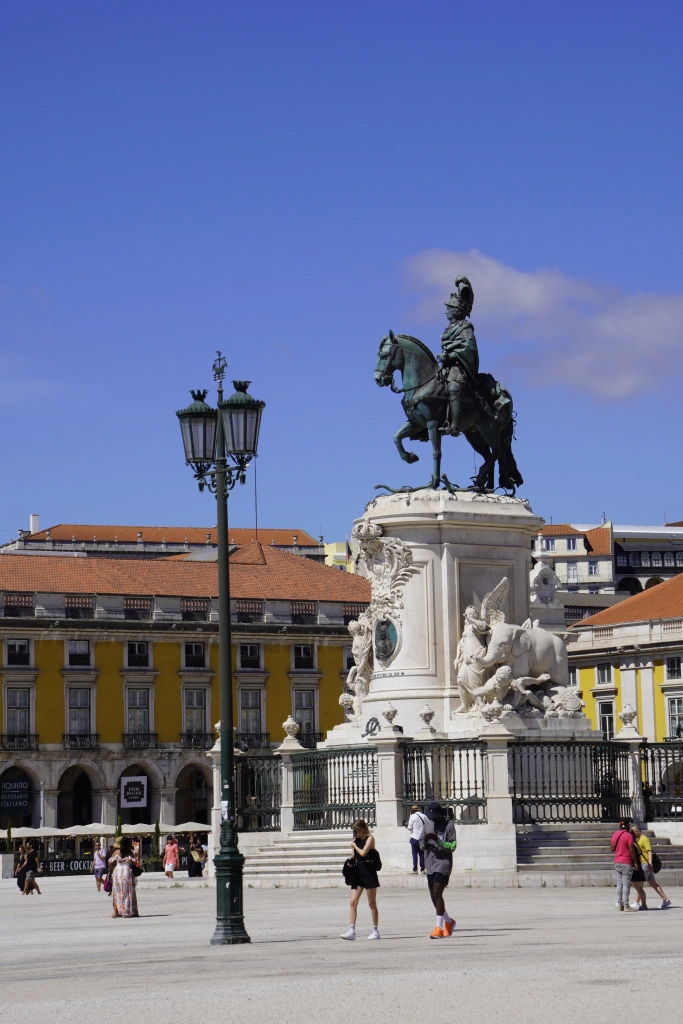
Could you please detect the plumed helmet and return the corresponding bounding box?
[445,275,474,316]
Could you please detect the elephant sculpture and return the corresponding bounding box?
[470,621,568,693]
[456,578,570,712]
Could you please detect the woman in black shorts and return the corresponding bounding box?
[341,819,380,941]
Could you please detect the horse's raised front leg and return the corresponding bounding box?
[393,420,419,464]
[427,420,441,487]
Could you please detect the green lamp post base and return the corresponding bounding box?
[210,844,251,945]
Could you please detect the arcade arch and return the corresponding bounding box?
[175,762,211,824]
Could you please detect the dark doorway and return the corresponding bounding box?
[72,773,92,825]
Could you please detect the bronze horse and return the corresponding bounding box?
[374,331,523,494]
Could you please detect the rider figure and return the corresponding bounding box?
[439,276,478,436]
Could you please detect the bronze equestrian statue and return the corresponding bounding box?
[374,276,523,495]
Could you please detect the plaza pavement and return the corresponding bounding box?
[1,876,682,1024]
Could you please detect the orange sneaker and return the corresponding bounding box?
[443,919,455,937]
[430,927,444,939]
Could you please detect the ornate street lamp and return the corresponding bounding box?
[176,351,265,945]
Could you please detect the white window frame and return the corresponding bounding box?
[666,656,682,681]
[239,642,262,671]
[3,681,36,736]
[668,696,683,739]
[183,640,207,670]
[292,643,317,672]
[544,538,555,552]
[566,537,577,552]
[598,699,615,740]
[5,637,33,668]
[180,682,211,737]
[64,681,97,736]
[64,638,93,669]
[125,639,153,670]
[568,665,578,687]
[596,663,612,686]
[237,684,266,735]
[566,562,579,583]
[291,684,319,735]
[124,683,155,735]
[588,561,599,577]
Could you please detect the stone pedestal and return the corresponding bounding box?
[354,488,543,737]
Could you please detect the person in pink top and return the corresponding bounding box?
[610,819,640,911]
[163,836,179,879]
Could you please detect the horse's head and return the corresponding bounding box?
[374,331,400,388]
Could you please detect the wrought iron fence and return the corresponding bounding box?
[510,741,631,823]
[402,741,487,823]
[641,743,683,819]
[235,756,282,831]
[292,747,377,830]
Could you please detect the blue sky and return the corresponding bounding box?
[2,1,683,544]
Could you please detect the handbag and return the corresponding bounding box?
[652,851,662,874]
[132,864,143,877]
[102,873,112,893]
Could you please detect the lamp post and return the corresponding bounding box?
[176,351,265,945]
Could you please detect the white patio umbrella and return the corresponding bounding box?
[172,822,213,832]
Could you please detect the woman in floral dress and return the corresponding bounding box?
[109,836,139,918]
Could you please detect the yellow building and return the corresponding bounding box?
[568,573,683,742]
[0,545,370,830]
[324,541,355,572]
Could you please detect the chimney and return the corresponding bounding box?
[29,514,40,535]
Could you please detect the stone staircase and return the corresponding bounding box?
[516,823,683,883]
[243,831,354,887]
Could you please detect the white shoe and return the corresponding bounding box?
[340,928,356,940]
[629,902,640,909]
[368,929,380,940]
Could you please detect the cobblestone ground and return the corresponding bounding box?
[1,877,682,1023]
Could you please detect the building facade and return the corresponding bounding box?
[568,573,683,742]
[0,546,370,830]
[534,520,683,598]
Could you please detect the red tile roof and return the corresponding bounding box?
[539,524,582,537]
[578,573,683,627]
[24,524,321,547]
[0,545,370,602]
[584,525,612,556]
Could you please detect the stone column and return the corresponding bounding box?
[614,705,646,824]
[206,733,221,876]
[483,722,514,825]
[275,719,305,833]
[373,732,404,828]
[159,788,177,827]
[638,657,656,742]
[99,789,118,826]
[43,788,59,828]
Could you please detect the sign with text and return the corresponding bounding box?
[120,775,147,808]
[0,775,30,813]
[45,857,93,876]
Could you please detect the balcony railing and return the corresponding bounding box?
[1,733,39,751]
[122,732,158,749]
[235,732,271,750]
[297,732,324,750]
[63,733,100,751]
[180,732,215,749]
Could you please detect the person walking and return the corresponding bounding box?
[23,842,42,895]
[341,819,380,941]
[188,837,204,878]
[611,819,640,911]
[92,841,109,892]
[407,805,427,874]
[630,825,672,909]
[15,845,27,894]
[109,836,139,918]
[422,802,457,939]
[163,835,179,878]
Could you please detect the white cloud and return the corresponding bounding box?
[404,249,683,399]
